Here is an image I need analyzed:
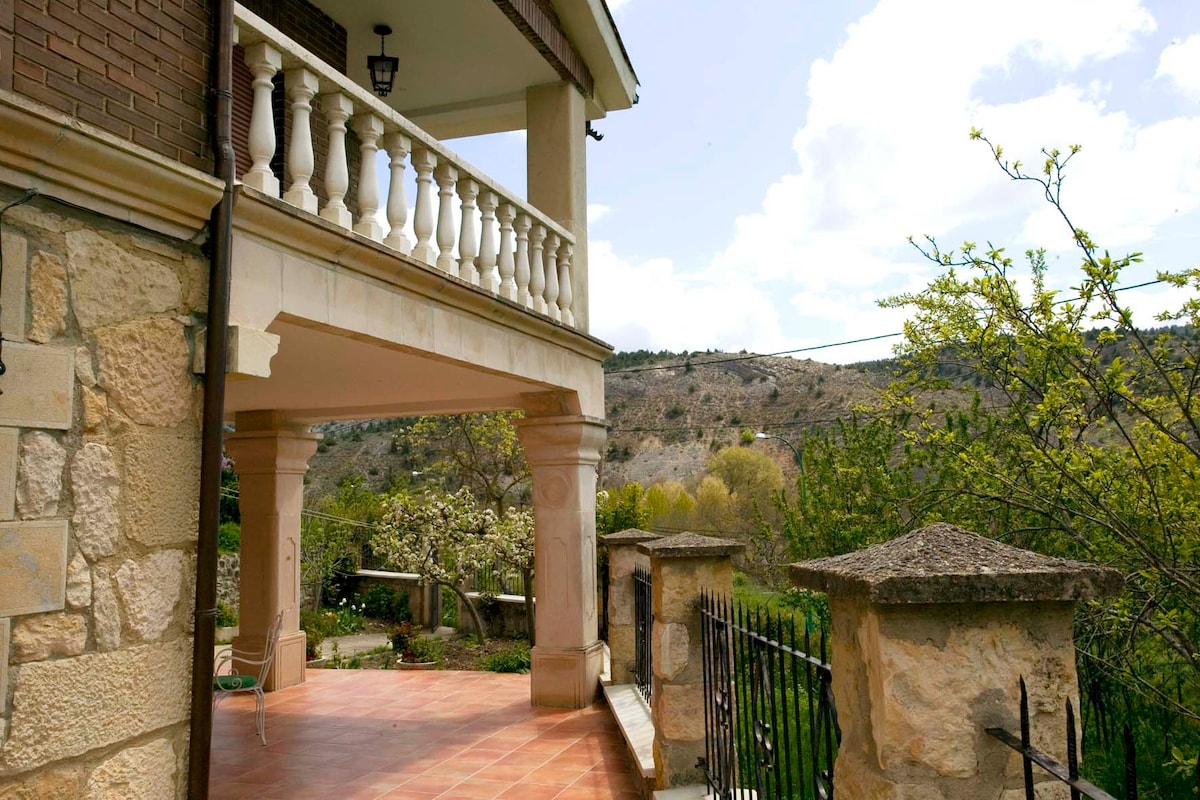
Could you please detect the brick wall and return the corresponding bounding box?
[2,0,212,173]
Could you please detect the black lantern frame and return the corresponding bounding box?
[368,24,398,97]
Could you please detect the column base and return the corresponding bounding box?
[530,641,604,708]
[232,630,306,692]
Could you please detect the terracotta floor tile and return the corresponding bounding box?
[209,671,636,800]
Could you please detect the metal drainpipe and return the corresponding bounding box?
[188,0,235,795]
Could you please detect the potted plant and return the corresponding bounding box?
[391,622,441,669]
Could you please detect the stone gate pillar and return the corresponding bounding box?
[515,413,606,708]
[791,522,1122,799]
[225,410,320,691]
[599,528,660,684]
[640,533,744,790]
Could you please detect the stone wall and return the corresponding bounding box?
[217,552,240,612]
[0,192,206,797]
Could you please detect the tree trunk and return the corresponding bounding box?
[522,567,535,646]
[440,580,487,642]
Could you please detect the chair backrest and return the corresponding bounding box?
[254,612,284,683]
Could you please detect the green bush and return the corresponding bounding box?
[390,620,418,654]
[217,522,240,553]
[404,636,444,665]
[359,583,411,622]
[481,642,531,673]
[215,600,238,628]
[300,608,339,659]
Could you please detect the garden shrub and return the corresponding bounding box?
[481,642,531,673]
[215,600,238,628]
[359,583,411,622]
[218,522,240,553]
[404,636,443,665]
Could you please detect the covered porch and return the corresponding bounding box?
[209,669,641,799]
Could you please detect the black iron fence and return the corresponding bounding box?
[633,565,653,704]
[987,677,1141,800]
[469,560,528,596]
[598,557,609,642]
[699,591,839,800]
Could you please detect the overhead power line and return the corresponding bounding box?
[605,278,1169,375]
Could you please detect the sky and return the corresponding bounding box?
[445,0,1200,364]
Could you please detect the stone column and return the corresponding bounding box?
[225,410,321,691]
[640,533,744,790]
[515,413,606,708]
[599,528,660,684]
[526,83,589,331]
[791,522,1123,800]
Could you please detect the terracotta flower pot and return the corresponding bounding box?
[396,660,437,670]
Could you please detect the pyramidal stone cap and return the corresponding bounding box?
[600,528,663,545]
[790,522,1122,604]
[637,532,745,558]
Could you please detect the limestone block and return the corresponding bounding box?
[65,229,182,329]
[65,552,91,608]
[95,318,193,427]
[653,682,705,741]
[653,558,732,622]
[0,618,9,714]
[10,613,87,661]
[27,251,68,343]
[1,639,191,771]
[0,343,74,429]
[74,346,96,387]
[16,431,66,518]
[653,621,690,680]
[0,429,15,521]
[70,443,120,560]
[0,765,83,799]
[0,231,27,344]
[119,426,199,547]
[81,387,108,432]
[115,550,185,641]
[0,520,68,617]
[92,568,121,651]
[84,736,177,800]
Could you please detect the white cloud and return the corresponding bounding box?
[1157,34,1200,97]
[588,204,612,225]
[588,0,1199,362]
[606,0,635,13]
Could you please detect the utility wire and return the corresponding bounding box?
[605,278,1170,375]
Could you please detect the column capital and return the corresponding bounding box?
[225,412,320,476]
[514,414,605,467]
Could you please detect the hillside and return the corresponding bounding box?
[302,351,897,499]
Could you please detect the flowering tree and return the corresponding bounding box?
[371,488,533,642]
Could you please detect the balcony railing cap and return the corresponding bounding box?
[791,522,1123,605]
[637,532,745,559]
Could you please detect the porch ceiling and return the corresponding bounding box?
[308,0,558,138]
[223,318,547,423]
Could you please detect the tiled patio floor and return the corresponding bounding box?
[210,669,642,799]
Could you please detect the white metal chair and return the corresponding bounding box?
[213,612,283,745]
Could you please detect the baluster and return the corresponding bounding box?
[557,240,574,326]
[514,213,532,307]
[282,68,318,212]
[353,113,385,241]
[544,231,560,322]
[411,149,436,264]
[456,178,479,284]
[529,223,547,314]
[477,191,498,292]
[319,93,353,229]
[382,132,412,254]
[433,162,458,273]
[497,203,516,300]
[242,43,282,195]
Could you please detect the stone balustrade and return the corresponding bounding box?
[233,5,579,328]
